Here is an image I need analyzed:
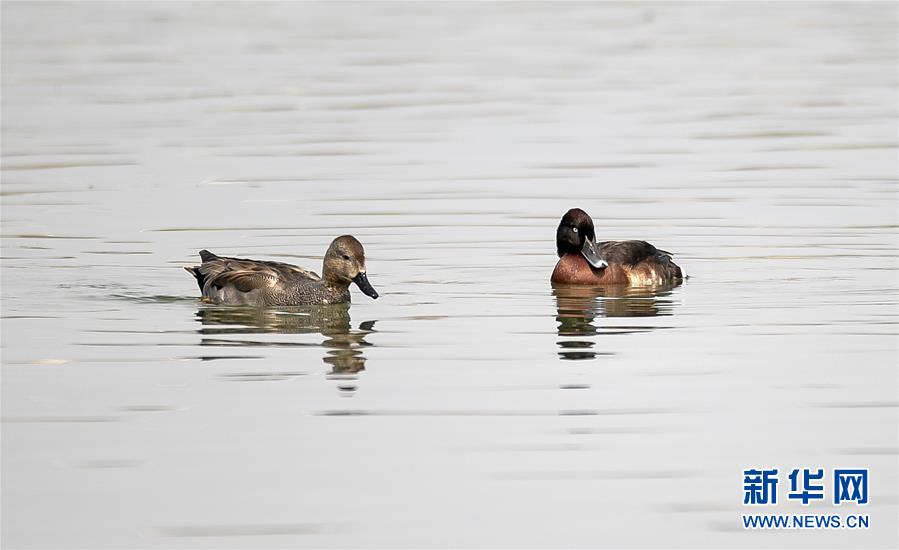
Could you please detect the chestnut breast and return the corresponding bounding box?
[551,254,630,284]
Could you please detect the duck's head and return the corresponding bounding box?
[556,208,607,269]
[323,235,379,299]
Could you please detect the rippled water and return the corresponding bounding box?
[2,3,897,548]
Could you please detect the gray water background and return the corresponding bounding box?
[2,2,897,548]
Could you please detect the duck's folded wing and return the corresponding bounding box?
[189,251,320,298]
[598,240,673,265]
[205,268,280,293]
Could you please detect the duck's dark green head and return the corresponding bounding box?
[556,208,607,269]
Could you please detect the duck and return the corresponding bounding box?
[185,235,379,306]
[551,208,683,286]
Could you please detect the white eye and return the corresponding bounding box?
[572,227,578,233]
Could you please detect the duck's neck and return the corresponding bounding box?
[321,267,350,291]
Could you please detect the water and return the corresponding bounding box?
[2,2,897,548]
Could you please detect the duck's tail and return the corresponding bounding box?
[184,265,205,291]
[199,249,218,262]
[184,250,219,291]
[656,251,684,280]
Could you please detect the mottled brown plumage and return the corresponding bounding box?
[185,235,378,306]
[551,208,683,286]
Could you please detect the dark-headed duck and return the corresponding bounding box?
[551,208,683,286]
[185,235,379,306]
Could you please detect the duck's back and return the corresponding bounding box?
[599,240,682,284]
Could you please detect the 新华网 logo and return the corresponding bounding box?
[741,467,869,530]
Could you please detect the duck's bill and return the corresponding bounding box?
[581,237,608,269]
[352,272,379,299]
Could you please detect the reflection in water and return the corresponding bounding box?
[194,305,375,391]
[553,284,680,361]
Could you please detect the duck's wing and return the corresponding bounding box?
[187,250,319,294]
[597,240,673,265]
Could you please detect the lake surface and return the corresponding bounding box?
[2,2,897,548]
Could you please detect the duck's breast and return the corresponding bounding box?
[263,277,351,306]
[551,254,629,284]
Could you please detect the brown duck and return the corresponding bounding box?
[551,208,683,286]
[185,235,379,306]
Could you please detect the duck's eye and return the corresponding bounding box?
[342,254,350,260]
[572,227,578,233]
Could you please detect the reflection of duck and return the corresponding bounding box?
[193,305,375,382]
[196,304,353,335]
[551,208,684,285]
[185,235,378,306]
[555,283,681,319]
[322,320,376,376]
[553,284,680,360]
